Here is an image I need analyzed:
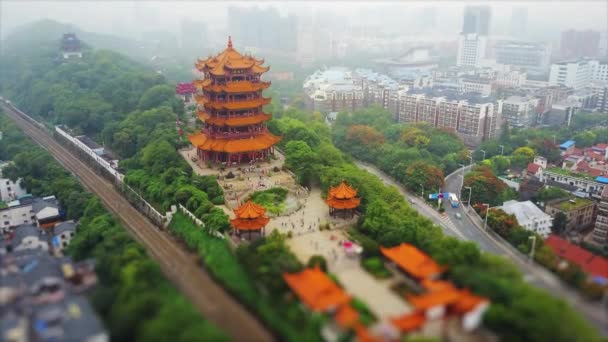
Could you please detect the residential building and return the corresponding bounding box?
[494,40,551,75]
[304,67,399,114]
[592,186,608,247]
[375,46,439,78]
[0,196,61,233]
[560,30,601,59]
[501,96,539,128]
[52,221,77,251]
[459,77,492,96]
[549,59,591,90]
[0,177,27,203]
[589,59,608,82]
[542,168,607,199]
[0,246,106,342]
[396,89,500,145]
[544,101,578,127]
[499,200,553,238]
[545,197,596,232]
[519,177,544,201]
[493,68,527,88]
[457,34,487,68]
[11,224,50,252]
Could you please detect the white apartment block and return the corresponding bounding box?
[0,178,27,202]
[396,90,500,145]
[589,60,608,82]
[459,78,492,96]
[457,34,487,68]
[499,200,553,238]
[501,96,539,128]
[494,69,527,88]
[549,59,591,90]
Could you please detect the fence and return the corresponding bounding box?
[3,100,169,228]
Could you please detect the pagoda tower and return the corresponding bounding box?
[230,199,270,239]
[189,37,281,165]
[326,180,361,218]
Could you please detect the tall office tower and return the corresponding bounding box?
[560,30,601,59]
[462,6,491,35]
[509,7,528,38]
[457,6,491,67]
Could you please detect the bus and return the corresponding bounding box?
[448,193,459,208]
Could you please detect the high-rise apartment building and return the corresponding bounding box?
[560,30,601,59]
[457,6,491,68]
[396,89,500,145]
[501,96,539,128]
[589,59,608,82]
[591,186,608,248]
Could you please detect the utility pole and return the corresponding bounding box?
[529,235,537,262]
[483,203,490,230]
[465,187,472,208]
[420,183,424,199]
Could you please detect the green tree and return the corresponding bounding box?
[552,212,569,235]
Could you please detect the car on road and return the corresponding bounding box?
[409,198,415,204]
[455,212,462,219]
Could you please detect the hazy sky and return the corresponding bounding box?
[1,1,607,41]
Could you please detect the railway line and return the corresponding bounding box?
[1,103,274,342]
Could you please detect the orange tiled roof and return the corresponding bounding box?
[203,81,271,93]
[335,305,359,328]
[421,279,456,292]
[230,216,270,230]
[197,111,271,127]
[406,288,462,311]
[283,267,351,312]
[195,39,268,76]
[450,290,489,314]
[391,312,426,333]
[188,132,281,153]
[325,197,361,210]
[380,244,444,280]
[234,199,266,219]
[328,180,358,199]
[196,96,271,110]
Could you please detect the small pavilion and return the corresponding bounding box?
[325,180,361,218]
[230,199,270,239]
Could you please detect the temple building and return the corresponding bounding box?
[229,199,270,239]
[60,33,83,59]
[189,37,281,165]
[325,180,361,218]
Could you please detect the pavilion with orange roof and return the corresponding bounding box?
[325,180,361,218]
[380,243,445,280]
[188,36,281,165]
[229,199,270,239]
[282,266,351,312]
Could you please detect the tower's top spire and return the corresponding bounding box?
[227,36,233,48]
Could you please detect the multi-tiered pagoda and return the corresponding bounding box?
[189,37,281,165]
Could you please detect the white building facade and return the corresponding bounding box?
[549,59,591,90]
[457,34,487,68]
[499,200,553,238]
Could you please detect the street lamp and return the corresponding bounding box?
[529,235,537,262]
[482,203,490,230]
[465,186,472,208]
[420,183,424,198]
[468,155,473,166]
[552,135,556,145]
[499,145,505,156]
[480,149,486,161]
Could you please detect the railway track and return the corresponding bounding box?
[2,104,273,342]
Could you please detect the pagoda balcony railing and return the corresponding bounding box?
[200,96,263,103]
[204,129,267,140]
[210,112,263,119]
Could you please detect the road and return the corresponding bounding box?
[356,161,608,336]
[1,103,274,342]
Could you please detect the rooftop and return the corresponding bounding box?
[406,87,496,105]
[380,243,444,280]
[549,197,594,211]
[500,200,552,225]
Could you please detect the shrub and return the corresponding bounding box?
[361,256,391,279]
[307,255,328,272]
[226,171,235,179]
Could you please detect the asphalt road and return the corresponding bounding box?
[1,103,274,342]
[356,161,608,336]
